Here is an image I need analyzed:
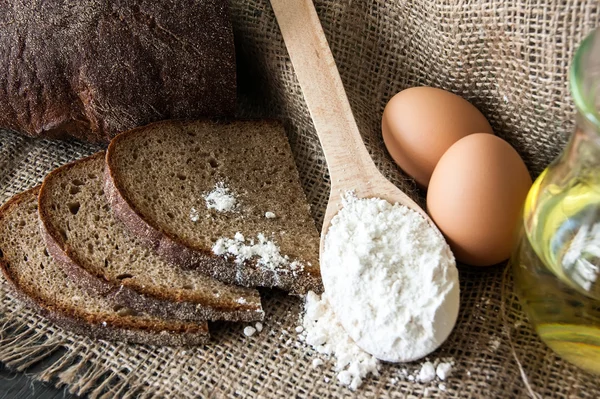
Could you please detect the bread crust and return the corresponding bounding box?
[0,187,209,346]
[0,0,235,142]
[104,120,323,295]
[38,153,264,322]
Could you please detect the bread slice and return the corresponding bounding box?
[38,152,263,322]
[0,188,209,346]
[105,120,322,295]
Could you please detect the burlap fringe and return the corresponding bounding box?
[0,309,154,399]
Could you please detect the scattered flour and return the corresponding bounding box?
[489,336,501,352]
[321,193,460,362]
[302,291,379,390]
[389,358,454,387]
[436,361,453,380]
[190,207,200,222]
[212,232,303,272]
[312,358,324,368]
[243,326,256,337]
[204,182,237,212]
[417,361,436,383]
[416,359,454,383]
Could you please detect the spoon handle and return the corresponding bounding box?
[270,0,377,187]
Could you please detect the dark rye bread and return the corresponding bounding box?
[0,188,209,346]
[38,152,263,322]
[0,0,235,142]
[105,120,322,295]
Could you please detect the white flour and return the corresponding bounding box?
[435,361,453,380]
[204,182,237,212]
[417,361,436,382]
[321,193,460,362]
[243,326,256,337]
[212,232,303,272]
[390,358,454,386]
[302,291,380,390]
[189,207,200,222]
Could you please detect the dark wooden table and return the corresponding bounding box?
[0,362,76,399]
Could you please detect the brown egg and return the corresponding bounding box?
[427,134,532,266]
[382,87,493,187]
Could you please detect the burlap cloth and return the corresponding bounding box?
[1,0,599,397]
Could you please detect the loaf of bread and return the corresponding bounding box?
[0,0,236,142]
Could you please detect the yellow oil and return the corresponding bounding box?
[512,165,600,374]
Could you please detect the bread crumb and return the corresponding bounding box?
[295,326,304,333]
[312,358,324,368]
[439,383,446,391]
[265,211,276,219]
[255,322,263,332]
[243,326,256,337]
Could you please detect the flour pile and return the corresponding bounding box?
[320,193,460,362]
[212,232,303,273]
[204,182,237,212]
[301,193,460,389]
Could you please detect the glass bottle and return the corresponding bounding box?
[511,28,600,374]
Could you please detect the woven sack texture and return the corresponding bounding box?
[1,0,599,397]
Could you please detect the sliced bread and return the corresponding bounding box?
[105,120,322,295]
[38,152,263,322]
[0,188,209,346]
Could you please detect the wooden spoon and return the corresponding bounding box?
[270,0,431,253]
